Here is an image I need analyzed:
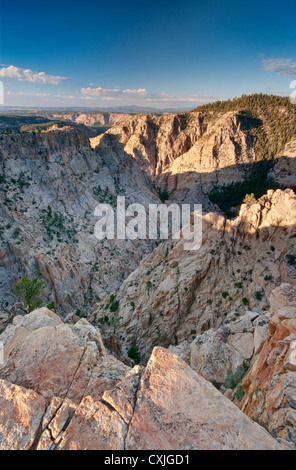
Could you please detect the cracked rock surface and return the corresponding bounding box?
[0,308,287,449]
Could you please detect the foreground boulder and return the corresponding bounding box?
[125,348,284,450]
[0,309,286,449]
[0,379,46,450]
[0,307,128,404]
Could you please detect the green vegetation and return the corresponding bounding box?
[157,187,169,202]
[17,172,30,189]
[41,205,76,241]
[234,384,245,401]
[194,93,296,161]
[93,186,116,206]
[194,94,296,216]
[127,345,141,364]
[47,301,55,310]
[286,254,296,266]
[242,297,249,305]
[104,294,120,312]
[20,121,64,133]
[13,276,44,312]
[254,291,263,301]
[109,300,119,312]
[224,363,249,401]
[99,315,110,325]
[209,160,277,216]
[0,115,52,132]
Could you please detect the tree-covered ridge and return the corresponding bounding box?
[193,93,296,161]
[193,93,294,113]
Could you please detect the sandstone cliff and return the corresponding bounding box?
[0,127,159,314]
[91,111,256,195]
[0,95,296,449]
[240,283,296,445]
[48,111,132,128]
[92,189,296,363]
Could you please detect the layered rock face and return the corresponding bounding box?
[271,138,296,189]
[47,112,132,128]
[240,283,296,445]
[90,111,256,196]
[93,189,296,363]
[90,110,296,200]
[1,105,294,316]
[0,308,286,450]
[0,127,160,314]
[0,100,296,449]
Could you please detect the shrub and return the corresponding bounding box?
[109,294,116,303]
[225,370,236,389]
[243,193,256,205]
[13,276,44,312]
[109,300,119,312]
[286,254,296,266]
[242,297,249,305]
[47,301,55,310]
[157,187,169,202]
[225,363,249,395]
[127,345,141,364]
[234,384,245,401]
[254,291,263,301]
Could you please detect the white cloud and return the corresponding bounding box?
[262,58,296,76]
[81,86,147,98]
[4,83,217,108]
[81,86,214,104]
[122,88,147,95]
[0,65,67,84]
[7,91,51,97]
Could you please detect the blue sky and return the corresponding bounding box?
[0,0,295,108]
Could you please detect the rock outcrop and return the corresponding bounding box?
[1,101,295,317]
[0,127,159,314]
[92,189,296,363]
[240,283,296,446]
[48,111,132,129]
[0,96,296,450]
[0,308,286,450]
[90,111,256,198]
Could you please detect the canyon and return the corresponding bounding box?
[0,94,296,449]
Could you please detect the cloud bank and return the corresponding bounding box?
[262,58,296,76]
[0,65,67,84]
[81,86,213,103]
